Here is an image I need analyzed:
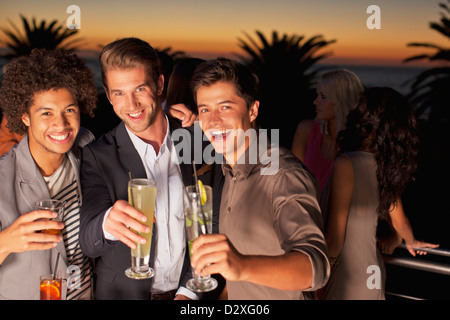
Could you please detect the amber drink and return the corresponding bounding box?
[35,199,65,235]
[40,275,63,300]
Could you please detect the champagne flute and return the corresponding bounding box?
[184,183,218,292]
[125,178,157,279]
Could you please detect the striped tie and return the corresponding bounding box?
[53,180,92,300]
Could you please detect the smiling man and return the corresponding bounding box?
[78,38,223,300]
[22,88,81,175]
[0,49,97,300]
[189,58,330,300]
[197,79,258,165]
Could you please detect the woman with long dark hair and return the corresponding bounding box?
[321,87,438,300]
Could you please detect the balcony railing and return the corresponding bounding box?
[383,244,450,300]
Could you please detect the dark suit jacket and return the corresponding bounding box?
[79,118,223,299]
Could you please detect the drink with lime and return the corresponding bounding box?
[184,182,217,292]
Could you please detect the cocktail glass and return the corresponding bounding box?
[184,183,218,292]
[40,274,65,300]
[125,178,157,279]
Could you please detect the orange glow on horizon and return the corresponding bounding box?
[0,31,435,68]
[0,0,445,68]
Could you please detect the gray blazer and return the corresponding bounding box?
[0,128,94,300]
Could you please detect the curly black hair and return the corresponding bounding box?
[337,87,420,217]
[0,48,97,135]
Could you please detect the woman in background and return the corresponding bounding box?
[165,57,205,115]
[291,69,363,190]
[321,87,438,300]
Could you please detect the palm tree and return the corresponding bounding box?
[236,30,336,148]
[0,14,85,59]
[401,1,450,248]
[403,0,450,174]
[404,1,450,127]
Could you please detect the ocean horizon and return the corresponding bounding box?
[317,63,426,96]
[0,52,427,96]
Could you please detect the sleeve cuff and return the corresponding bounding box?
[176,286,199,300]
[102,207,119,241]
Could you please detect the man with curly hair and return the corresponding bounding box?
[0,48,98,300]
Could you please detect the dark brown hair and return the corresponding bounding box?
[191,58,259,110]
[338,87,420,217]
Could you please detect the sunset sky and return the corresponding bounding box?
[0,0,446,66]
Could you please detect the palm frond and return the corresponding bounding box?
[0,15,84,59]
[235,29,335,147]
[404,1,450,123]
[406,42,444,50]
[430,21,450,38]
